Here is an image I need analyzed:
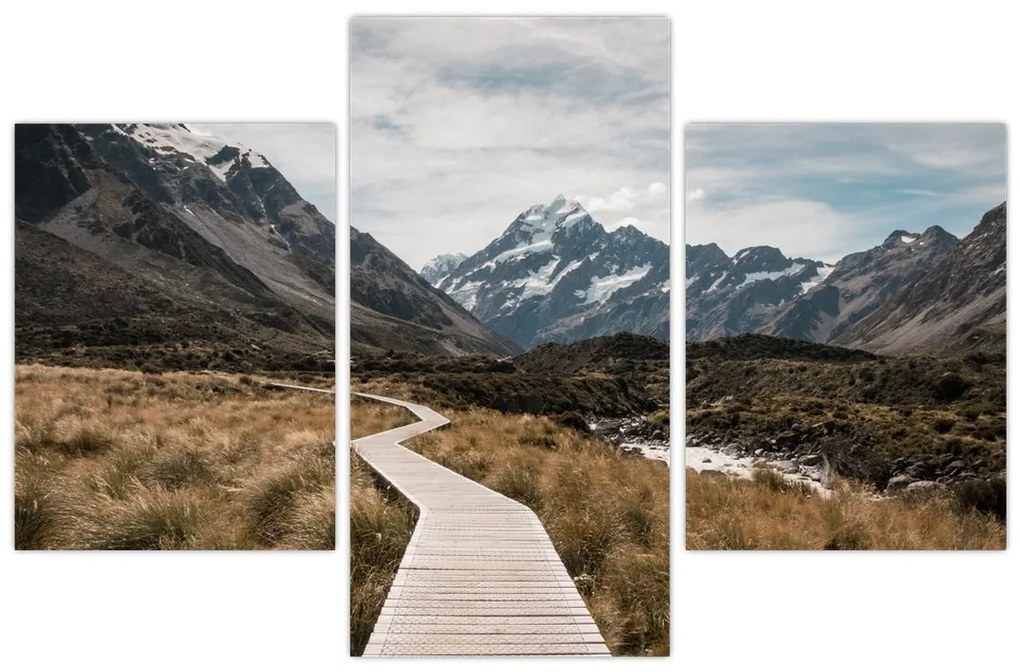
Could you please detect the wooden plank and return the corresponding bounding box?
[352,393,610,657]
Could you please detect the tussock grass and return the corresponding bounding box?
[246,454,334,545]
[15,471,59,550]
[687,468,1005,550]
[77,487,210,550]
[350,395,416,439]
[14,364,334,550]
[349,399,418,656]
[406,408,669,656]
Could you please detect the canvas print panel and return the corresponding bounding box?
[349,17,670,656]
[685,122,1006,550]
[14,123,336,550]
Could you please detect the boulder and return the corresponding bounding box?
[907,462,936,479]
[772,460,800,474]
[885,474,916,493]
[775,431,800,448]
[799,454,822,467]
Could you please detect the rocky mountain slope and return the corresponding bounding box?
[687,203,1005,355]
[350,227,520,357]
[838,202,1006,354]
[14,123,335,371]
[766,225,959,343]
[686,243,832,340]
[434,195,670,348]
[420,252,467,284]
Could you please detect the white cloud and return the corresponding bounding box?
[686,197,866,263]
[351,18,669,270]
[573,182,670,242]
[606,216,670,242]
[685,123,1005,261]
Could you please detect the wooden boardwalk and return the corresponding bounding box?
[353,393,610,657]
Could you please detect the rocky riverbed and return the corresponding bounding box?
[590,416,670,465]
[687,443,832,494]
[688,427,1006,497]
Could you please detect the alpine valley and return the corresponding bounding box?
[350,194,671,458]
[15,123,335,372]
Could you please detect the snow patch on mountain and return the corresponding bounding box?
[576,264,652,305]
[113,123,270,182]
[449,280,484,312]
[799,263,835,294]
[736,263,805,288]
[494,239,554,262]
[515,258,560,300]
[421,252,468,285]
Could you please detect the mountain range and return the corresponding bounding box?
[686,202,1007,354]
[15,123,335,371]
[424,195,670,348]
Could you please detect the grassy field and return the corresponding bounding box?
[14,364,335,550]
[686,468,1005,550]
[406,407,670,656]
[349,397,417,656]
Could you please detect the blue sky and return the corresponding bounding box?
[686,123,1006,263]
[351,17,670,270]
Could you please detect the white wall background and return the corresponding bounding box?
[1,1,1017,670]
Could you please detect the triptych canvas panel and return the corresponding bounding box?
[10,15,1007,662]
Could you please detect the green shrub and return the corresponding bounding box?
[553,411,591,434]
[934,373,970,402]
[953,477,1006,522]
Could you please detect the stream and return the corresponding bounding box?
[686,443,833,495]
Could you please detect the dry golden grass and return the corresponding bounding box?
[405,408,669,656]
[686,468,1005,550]
[349,397,417,656]
[350,395,416,439]
[14,364,335,550]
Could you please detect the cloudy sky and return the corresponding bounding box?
[189,123,336,222]
[351,17,670,270]
[686,123,1006,263]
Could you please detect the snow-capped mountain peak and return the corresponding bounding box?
[111,123,271,182]
[421,252,468,285]
[515,195,591,234]
[434,195,669,347]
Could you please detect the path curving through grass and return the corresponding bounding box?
[352,392,610,657]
